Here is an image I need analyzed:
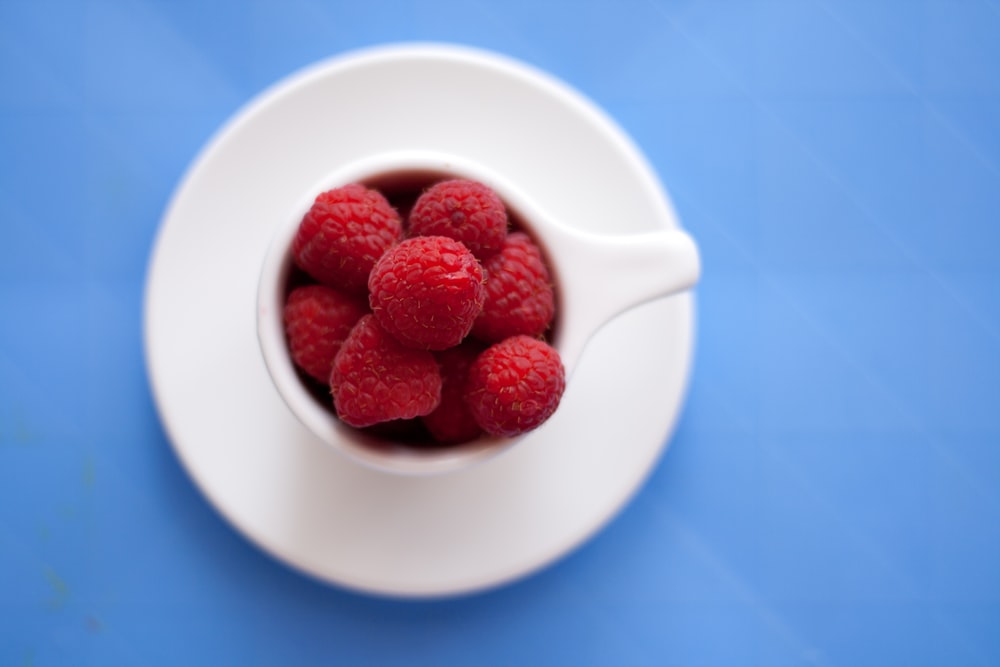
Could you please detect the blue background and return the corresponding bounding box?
[2,0,999,665]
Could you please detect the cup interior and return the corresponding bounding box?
[256,151,565,476]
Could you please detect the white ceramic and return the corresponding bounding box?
[144,43,697,597]
[257,150,699,476]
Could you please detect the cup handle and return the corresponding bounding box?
[548,225,701,376]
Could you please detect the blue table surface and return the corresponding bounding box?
[3,1,999,665]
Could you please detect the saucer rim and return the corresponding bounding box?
[143,42,697,598]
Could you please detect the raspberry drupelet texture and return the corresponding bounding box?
[369,236,486,351]
[408,179,508,260]
[292,184,402,293]
[283,285,367,384]
[331,315,442,428]
[421,340,486,444]
[465,335,565,438]
[472,232,555,342]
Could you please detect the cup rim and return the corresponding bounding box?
[256,149,563,476]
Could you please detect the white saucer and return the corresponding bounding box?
[144,44,695,597]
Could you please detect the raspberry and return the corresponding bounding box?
[331,315,442,428]
[292,184,402,293]
[466,336,565,437]
[472,232,555,342]
[421,341,485,444]
[283,285,366,383]
[369,236,486,351]
[408,179,508,259]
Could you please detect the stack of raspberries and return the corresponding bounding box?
[283,178,565,444]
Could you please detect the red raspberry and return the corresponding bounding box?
[421,341,485,444]
[466,336,566,437]
[408,179,508,259]
[292,184,402,293]
[283,285,366,384]
[369,236,486,351]
[331,315,442,428]
[472,232,555,342]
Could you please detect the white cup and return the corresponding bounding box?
[257,150,700,476]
